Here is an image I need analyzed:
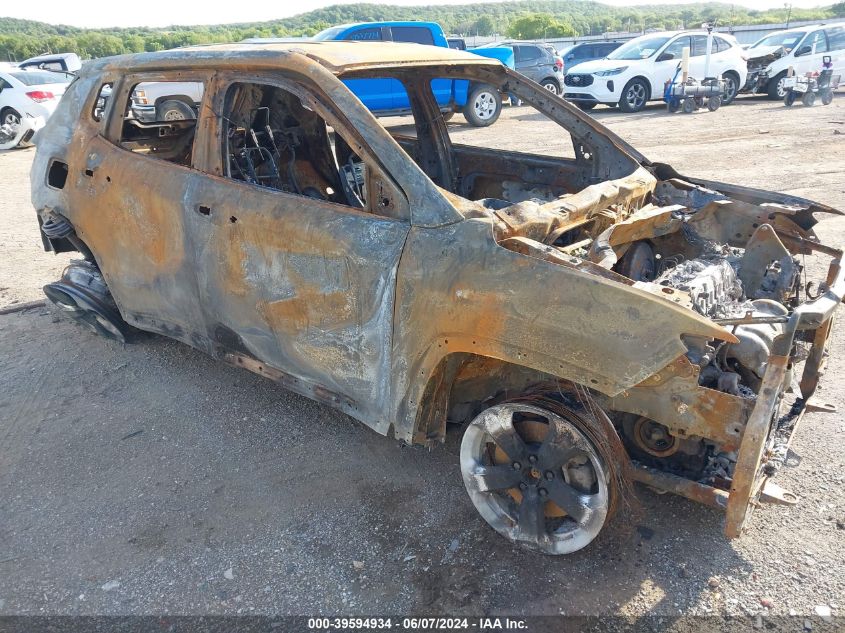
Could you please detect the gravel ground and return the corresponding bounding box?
[0,96,844,623]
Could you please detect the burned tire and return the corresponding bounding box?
[767,72,788,100]
[618,78,649,113]
[156,99,195,121]
[460,396,621,555]
[44,261,133,343]
[462,84,501,127]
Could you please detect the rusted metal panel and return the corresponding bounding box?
[29,42,843,544]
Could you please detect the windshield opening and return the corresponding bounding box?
[751,31,806,51]
[607,36,671,60]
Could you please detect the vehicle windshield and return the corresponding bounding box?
[9,70,72,85]
[313,26,346,41]
[750,31,806,51]
[607,35,671,60]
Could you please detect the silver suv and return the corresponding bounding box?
[478,40,564,95]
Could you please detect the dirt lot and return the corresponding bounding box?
[1,96,844,621]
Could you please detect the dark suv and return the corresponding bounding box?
[477,40,564,95]
[560,41,623,71]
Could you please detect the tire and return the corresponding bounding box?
[618,78,649,113]
[155,99,195,121]
[707,95,722,111]
[441,110,455,122]
[802,91,816,107]
[459,398,617,555]
[667,99,680,113]
[462,83,502,127]
[767,72,788,100]
[576,102,597,111]
[822,90,834,106]
[540,78,560,96]
[682,98,696,114]
[784,91,797,107]
[1,107,22,128]
[721,71,740,104]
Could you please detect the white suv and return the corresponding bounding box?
[745,24,845,99]
[563,31,748,112]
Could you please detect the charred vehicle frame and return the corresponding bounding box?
[31,42,843,555]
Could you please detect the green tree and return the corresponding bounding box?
[473,15,496,36]
[507,13,575,39]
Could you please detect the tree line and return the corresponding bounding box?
[2,1,843,61]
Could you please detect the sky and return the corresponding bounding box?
[3,0,831,29]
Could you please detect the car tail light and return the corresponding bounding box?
[555,58,564,70]
[26,91,55,103]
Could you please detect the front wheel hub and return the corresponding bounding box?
[460,402,610,555]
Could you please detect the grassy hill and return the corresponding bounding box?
[1,1,841,61]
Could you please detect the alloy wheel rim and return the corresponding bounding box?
[473,92,497,120]
[460,403,609,554]
[627,84,645,108]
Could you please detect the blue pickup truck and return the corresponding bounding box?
[312,21,513,126]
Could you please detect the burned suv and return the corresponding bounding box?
[32,42,843,555]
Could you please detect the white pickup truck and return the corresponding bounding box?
[131,81,204,122]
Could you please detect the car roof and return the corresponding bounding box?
[91,41,501,76]
[329,21,442,30]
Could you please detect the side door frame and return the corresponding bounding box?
[186,68,417,427]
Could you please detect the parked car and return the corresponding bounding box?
[129,81,204,122]
[447,37,467,50]
[32,41,843,555]
[18,52,82,74]
[313,21,513,126]
[0,68,72,130]
[477,40,565,95]
[559,41,623,71]
[744,23,845,99]
[564,30,748,111]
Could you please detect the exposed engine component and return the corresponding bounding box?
[615,241,656,281]
[43,261,132,343]
[619,414,710,480]
[655,257,742,317]
[631,417,678,457]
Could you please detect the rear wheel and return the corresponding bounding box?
[460,400,613,554]
[43,260,133,343]
[619,78,649,113]
[784,91,797,107]
[156,99,195,121]
[821,89,834,106]
[462,83,502,127]
[576,102,597,111]
[802,91,816,107]
[1,107,22,128]
[540,78,560,96]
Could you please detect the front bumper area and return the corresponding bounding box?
[563,75,621,105]
[633,240,844,538]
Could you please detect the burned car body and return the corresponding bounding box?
[32,42,843,555]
